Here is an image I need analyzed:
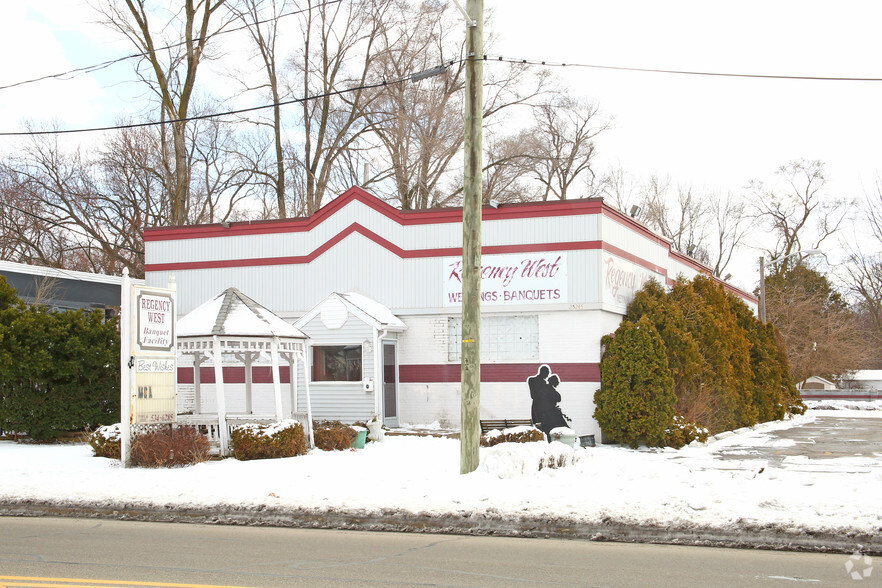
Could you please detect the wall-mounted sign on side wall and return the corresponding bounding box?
[444,252,568,307]
[602,255,660,307]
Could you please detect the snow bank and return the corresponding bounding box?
[1,414,881,538]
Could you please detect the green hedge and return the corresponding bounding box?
[594,316,676,448]
[600,275,804,447]
[0,276,120,440]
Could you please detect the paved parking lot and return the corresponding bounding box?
[715,414,882,468]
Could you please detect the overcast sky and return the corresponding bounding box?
[2,1,881,288]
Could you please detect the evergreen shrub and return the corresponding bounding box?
[619,275,803,444]
[480,425,545,447]
[313,420,357,451]
[0,276,120,440]
[130,425,210,467]
[231,420,307,460]
[594,316,676,448]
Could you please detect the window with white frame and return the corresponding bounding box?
[312,345,362,381]
[447,315,539,362]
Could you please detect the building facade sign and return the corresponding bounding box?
[444,252,567,307]
[602,255,659,306]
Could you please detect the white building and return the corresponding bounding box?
[145,187,756,437]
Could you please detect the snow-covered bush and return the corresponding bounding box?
[130,425,210,467]
[479,441,579,478]
[480,425,545,447]
[88,423,121,459]
[231,420,307,461]
[313,420,357,451]
[664,416,709,448]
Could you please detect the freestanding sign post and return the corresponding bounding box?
[120,274,177,467]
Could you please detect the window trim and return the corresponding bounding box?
[311,344,364,383]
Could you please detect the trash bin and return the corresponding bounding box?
[351,426,367,449]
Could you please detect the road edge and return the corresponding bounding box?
[1,500,878,555]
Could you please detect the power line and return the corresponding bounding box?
[483,54,882,82]
[0,61,457,137]
[0,0,343,92]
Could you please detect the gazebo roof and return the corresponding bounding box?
[178,287,307,339]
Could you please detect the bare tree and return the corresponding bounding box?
[289,0,393,214]
[766,265,868,381]
[750,159,849,274]
[592,166,641,212]
[706,191,753,278]
[97,0,230,225]
[228,0,290,217]
[518,96,606,201]
[0,166,68,266]
[639,175,710,263]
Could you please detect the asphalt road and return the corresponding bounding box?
[0,517,871,587]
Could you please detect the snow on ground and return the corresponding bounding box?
[1,406,881,537]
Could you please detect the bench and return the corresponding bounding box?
[480,418,534,435]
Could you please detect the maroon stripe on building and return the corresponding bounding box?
[178,365,292,384]
[399,363,600,383]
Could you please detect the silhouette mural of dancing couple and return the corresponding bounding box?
[528,365,570,441]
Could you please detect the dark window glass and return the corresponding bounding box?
[312,345,362,382]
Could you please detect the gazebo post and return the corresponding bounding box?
[288,356,297,418]
[192,352,203,415]
[244,352,253,415]
[270,336,284,421]
[299,348,315,448]
[212,335,229,456]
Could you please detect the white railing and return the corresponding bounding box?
[177,412,311,456]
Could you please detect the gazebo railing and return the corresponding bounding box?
[177,412,311,456]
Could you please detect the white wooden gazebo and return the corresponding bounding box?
[176,287,313,455]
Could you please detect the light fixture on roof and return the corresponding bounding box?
[221,221,231,228]
[488,199,500,208]
[687,244,697,256]
[629,205,641,218]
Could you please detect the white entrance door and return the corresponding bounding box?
[382,342,399,427]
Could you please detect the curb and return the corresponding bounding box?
[2,500,879,555]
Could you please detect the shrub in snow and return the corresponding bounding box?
[130,425,210,467]
[231,420,307,461]
[0,275,120,441]
[89,424,121,459]
[595,316,676,449]
[479,442,579,478]
[313,420,358,451]
[664,416,709,448]
[480,425,545,447]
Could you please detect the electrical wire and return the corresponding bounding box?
[481,54,882,82]
[0,60,458,137]
[0,0,343,92]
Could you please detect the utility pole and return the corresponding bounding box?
[460,0,483,474]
